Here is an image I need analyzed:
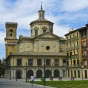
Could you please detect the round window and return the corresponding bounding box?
[46,46,50,50]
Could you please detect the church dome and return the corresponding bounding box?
[30,4,53,25]
[30,4,54,37]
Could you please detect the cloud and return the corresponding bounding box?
[0,0,87,38]
[53,24,70,37]
[0,0,88,59]
[0,0,87,30]
[0,31,5,44]
[61,0,88,12]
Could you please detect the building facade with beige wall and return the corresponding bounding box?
[5,6,67,79]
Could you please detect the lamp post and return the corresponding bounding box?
[44,58,46,87]
[50,63,54,81]
[10,66,11,80]
[16,67,17,81]
[51,63,54,80]
[26,62,28,83]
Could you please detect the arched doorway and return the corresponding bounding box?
[54,70,60,78]
[27,70,33,78]
[36,70,42,78]
[16,70,22,79]
[45,70,51,78]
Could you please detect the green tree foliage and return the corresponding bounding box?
[0,58,6,77]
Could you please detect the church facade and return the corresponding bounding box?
[5,6,67,79]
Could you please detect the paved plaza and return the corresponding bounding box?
[0,78,54,88]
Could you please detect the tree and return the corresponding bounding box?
[0,58,6,78]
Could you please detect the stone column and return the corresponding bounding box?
[22,69,26,79]
[33,68,36,77]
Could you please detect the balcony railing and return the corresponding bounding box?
[82,46,87,49]
[67,64,81,67]
[82,56,88,59]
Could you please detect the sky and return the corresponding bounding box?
[0,0,88,59]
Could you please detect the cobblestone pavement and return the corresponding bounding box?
[0,78,54,88]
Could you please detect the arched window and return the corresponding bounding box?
[10,33,13,37]
[40,13,42,18]
[10,29,13,37]
[27,70,33,78]
[45,70,51,78]
[34,27,38,36]
[42,27,47,33]
[36,70,42,78]
[54,70,60,78]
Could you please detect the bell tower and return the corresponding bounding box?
[5,22,18,58]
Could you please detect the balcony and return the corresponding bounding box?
[72,56,75,59]
[66,48,72,51]
[67,64,81,68]
[82,56,88,59]
[75,46,79,49]
[82,46,87,49]
[74,37,78,40]
[72,47,75,50]
[75,55,79,59]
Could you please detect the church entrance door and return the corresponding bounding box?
[54,70,60,78]
[27,70,33,79]
[36,70,42,78]
[45,70,51,78]
[16,70,22,79]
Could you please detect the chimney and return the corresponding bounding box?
[85,24,88,27]
[69,28,74,33]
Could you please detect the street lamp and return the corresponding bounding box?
[16,67,17,81]
[51,63,54,80]
[26,62,28,83]
[10,66,11,80]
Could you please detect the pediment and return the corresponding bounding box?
[34,32,60,39]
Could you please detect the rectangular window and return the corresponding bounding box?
[67,61,69,66]
[73,60,76,66]
[85,70,87,79]
[84,61,87,66]
[74,70,76,78]
[77,32,78,38]
[28,59,33,66]
[46,59,50,66]
[70,52,72,58]
[83,41,86,48]
[83,51,87,56]
[78,70,80,78]
[77,60,79,66]
[10,33,13,37]
[37,59,42,66]
[17,59,22,66]
[82,31,87,38]
[54,59,59,66]
[63,59,66,66]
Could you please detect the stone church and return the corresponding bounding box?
[5,5,67,79]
